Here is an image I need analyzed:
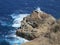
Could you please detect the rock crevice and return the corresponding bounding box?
[16,10,60,45]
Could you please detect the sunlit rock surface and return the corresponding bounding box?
[16,9,60,45]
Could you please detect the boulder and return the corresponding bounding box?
[16,9,60,45]
[16,10,56,40]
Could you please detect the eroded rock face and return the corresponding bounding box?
[22,23,60,45]
[16,10,56,40]
[16,10,60,45]
[22,32,60,45]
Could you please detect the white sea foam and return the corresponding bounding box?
[11,13,30,28]
[10,13,30,44]
[35,7,43,13]
[5,34,29,45]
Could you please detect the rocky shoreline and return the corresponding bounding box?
[16,9,60,45]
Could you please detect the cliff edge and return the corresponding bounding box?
[16,9,60,45]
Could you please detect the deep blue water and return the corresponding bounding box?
[0,0,60,45]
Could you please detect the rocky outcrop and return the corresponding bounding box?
[16,9,60,45]
[22,23,60,45]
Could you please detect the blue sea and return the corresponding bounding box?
[0,0,60,45]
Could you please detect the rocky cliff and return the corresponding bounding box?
[16,9,60,45]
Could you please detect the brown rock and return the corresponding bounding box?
[16,10,60,45]
[22,32,60,45]
[22,23,60,45]
[16,10,56,40]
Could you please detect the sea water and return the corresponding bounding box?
[0,0,60,45]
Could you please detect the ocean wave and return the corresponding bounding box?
[5,34,29,45]
[11,13,30,28]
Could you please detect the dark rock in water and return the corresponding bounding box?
[16,9,60,45]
